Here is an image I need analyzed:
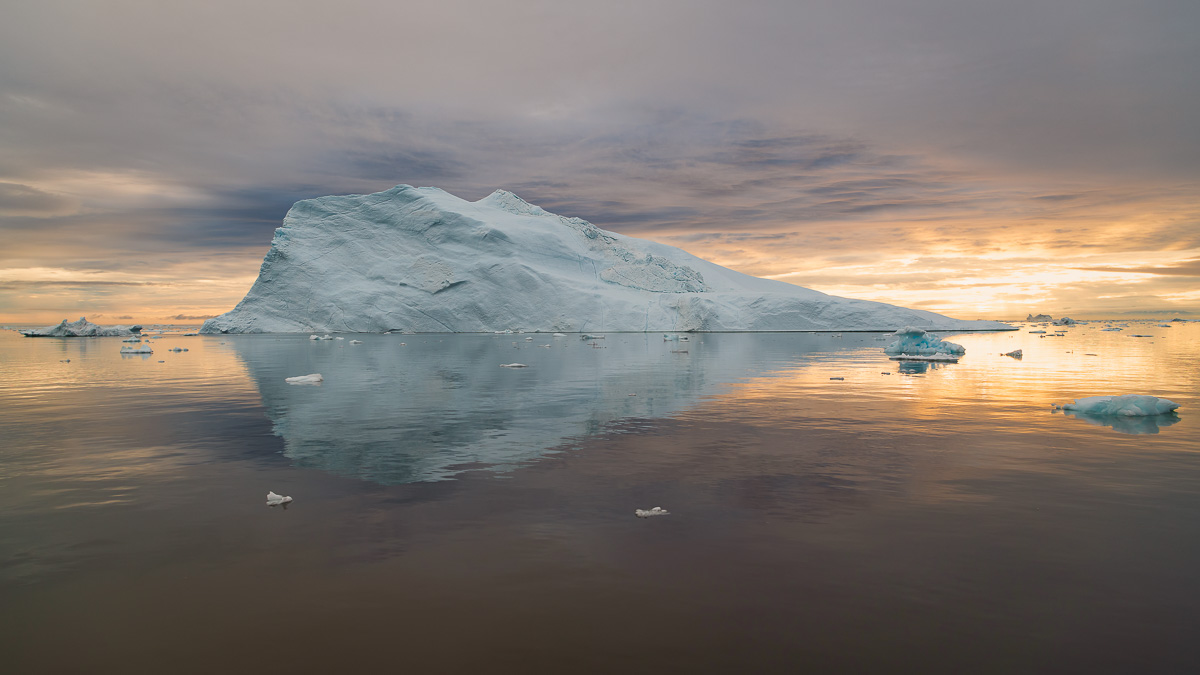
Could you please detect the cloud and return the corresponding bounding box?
[1077,259,1200,277]
[0,182,77,216]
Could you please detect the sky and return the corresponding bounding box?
[2,0,1198,324]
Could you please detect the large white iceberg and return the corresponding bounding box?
[1055,395,1180,416]
[201,186,1013,334]
[883,326,966,360]
[22,316,140,337]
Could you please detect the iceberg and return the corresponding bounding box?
[285,373,324,384]
[1055,394,1180,417]
[1052,317,1076,326]
[266,491,293,506]
[119,345,153,354]
[22,317,138,337]
[1026,313,1053,322]
[883,326,965,361]
[201,186,1013,334]
[635,507,670,518]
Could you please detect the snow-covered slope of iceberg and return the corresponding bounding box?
[202,186,1014,334]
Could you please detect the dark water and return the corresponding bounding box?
[2,323,1198,673]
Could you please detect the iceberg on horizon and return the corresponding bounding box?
[22,317,140,338]
[201,186,1014,334]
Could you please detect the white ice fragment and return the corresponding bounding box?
[500,363,528,368]
[552,333,567,337]
[266,491,293,506]
[635,506,670,518]
[120,345,153,354]
[335,337,345,340]
[285,373,323,384]
[310,334,319,340]
[1055,394,1180,416]
[525,337,533,341]
[349,339,363,344]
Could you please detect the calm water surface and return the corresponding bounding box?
[1,323,1198,673]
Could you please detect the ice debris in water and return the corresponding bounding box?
[349,339,363,344]
[553,333,567,337]
[120,345,153,354]
[1004,349,1023,359]
[500,363,528,368]
[635,507,670,518]
[884,327,965,357]
[285,373,323,384]
[1054,394,1180,416]
[266,491,292,506]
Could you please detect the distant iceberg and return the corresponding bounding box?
[202,186,1013,334]
[119,344,153,354]
[22,317,140,337]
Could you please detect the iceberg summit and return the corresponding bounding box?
[202,186,1013,334]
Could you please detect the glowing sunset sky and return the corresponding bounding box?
[2,0,1197,324]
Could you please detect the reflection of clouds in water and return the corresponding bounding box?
[1058,410,1181,435]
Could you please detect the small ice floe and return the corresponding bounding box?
[581,334,605,340]
[628,393,637,396]
[349,339,363,344]
[183,332,198,336]
[1054,394,1180,416]
[285,373,323,384]
[158,360,165,363]
[671,349,688,353]
[525,337,534,341]
[539,344,551,348]
[169,347,183,352]
[500,363,528,368]
[830,377,844,380]
[553,333,567,337]
[1029,330,1047,334]
[309,334,319,340]
[883,327,964,362]
[266,491,293,506]
[1003,349,1023,359]
[663,334,678,341]
[635,506,669,518]
[880,371,891,375]
[1129,334,1153,338]
[1158,324,1172,328]
[122,337,141,343]
[335,337,345,340]
[60,359,71,363]
[120,345,153,354]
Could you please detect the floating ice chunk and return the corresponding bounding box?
[1029,330,1046,334]
[581,334,605,340]
[285,373,323,384]
[1003,349,1023,359]
[335,337,345,340]
[635,506,670,518]
[829,376,844,380]
[60,359,70,363]
[664,334,678,341]
[266,491,292,506]
[552,333,567,337]
[122,337,141,343]
[120,345,153,354]
[309,334,319,340]
[1055,394,1179,416]
[888,353,959,362]
[500,363,528,368]
[670,349,688,353]
[525,337,533,341]
[883,327,965,358]
[349,339,363,344]
[1052,317,1076,326]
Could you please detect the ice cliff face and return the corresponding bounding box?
[202,186,1013,333]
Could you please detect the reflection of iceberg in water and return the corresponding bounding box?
[228,333,842,484]
[1059,410,1181,435]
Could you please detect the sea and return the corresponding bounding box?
[1,321,1198,673]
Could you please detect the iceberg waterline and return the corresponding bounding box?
[201,185,1014,334]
